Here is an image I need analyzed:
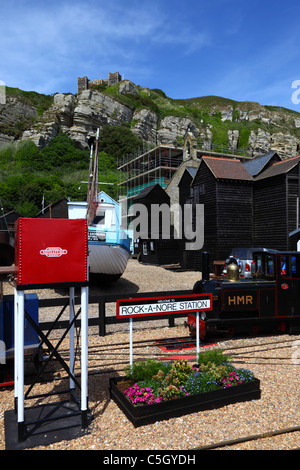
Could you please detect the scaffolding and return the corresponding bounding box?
[117,141,251,204]
[117,145,184,202]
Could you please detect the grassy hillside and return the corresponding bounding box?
[2,81,300,217]
[5,86,54,116]
[0,126,142,217]
[99,84,300,153]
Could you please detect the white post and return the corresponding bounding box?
[14,288,18,403]
[196,311,200,356]
[81,286,88,425]
[69,287,75,391]
[129,318,133,367]
[15,290,25,439]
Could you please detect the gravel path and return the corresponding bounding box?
[0,260,299,451]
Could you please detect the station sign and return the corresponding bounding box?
[117,293,212,319]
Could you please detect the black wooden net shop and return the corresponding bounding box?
[179,154,300,272]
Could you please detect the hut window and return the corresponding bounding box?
[93,210,105,225]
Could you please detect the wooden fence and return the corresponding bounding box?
[38,289,193,337]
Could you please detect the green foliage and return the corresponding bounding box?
[89,83,108,93]
[174,95,239,109]
[126,360,193,401]
[6,86,54,116]
[3,80,300,218]
[0,134,89,173]
[40,133,89,171]
[124,359,171,382]
[0,144,15,171]
[158,383,187,400]
[98,151,116,172]
[0,175,27,209]
[239,128,251,149]
[166,360,193,385]
[124,351,256,406]
[99,125,143,160]
[184,371,220,394]
[0,172,66,216]
[156,360,193,400]
[0,133,95,215]
[14,140,43,170]
[0,118,36,139]
[197,348,231,367]
[197,362,228,381]
[210,126,229,149]
[103,84,160,115]
[0,137,85,215]
[16,201,39,217]
[151,89,168,99]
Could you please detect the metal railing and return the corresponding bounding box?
[38,289,193,337]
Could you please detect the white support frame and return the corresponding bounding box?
[14,285,89,441]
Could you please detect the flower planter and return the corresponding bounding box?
[109,377,261,427]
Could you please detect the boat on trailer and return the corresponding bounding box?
[68,130,131,282]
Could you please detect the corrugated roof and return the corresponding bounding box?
[202,156,253,181]
[243,151,281,177]
[255,155,300,180]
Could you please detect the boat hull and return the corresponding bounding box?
[67,196,131,282]
[88,242,131,280]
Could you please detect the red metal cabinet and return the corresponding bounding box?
[15,218,88,287]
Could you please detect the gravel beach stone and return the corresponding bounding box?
[0,259,299,450]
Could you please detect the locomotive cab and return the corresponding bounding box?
[187,250,300,340]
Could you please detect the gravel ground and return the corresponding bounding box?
[0,259,299,451]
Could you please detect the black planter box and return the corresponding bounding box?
[109,377,261,427]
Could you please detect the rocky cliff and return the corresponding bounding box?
[0,95,37,147]
[2,80,300,159]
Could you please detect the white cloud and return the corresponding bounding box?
[1,0,300,111]
[1,2,165,90]
[0,1,210,87]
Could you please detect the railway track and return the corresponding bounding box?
[36,334,299,383]
[193,426,300,450]
[55,333,298,353]
[6,332,298,450]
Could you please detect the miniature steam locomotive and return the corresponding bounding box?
[187,250,300,340]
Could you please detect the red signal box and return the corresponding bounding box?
[15,218,88,288]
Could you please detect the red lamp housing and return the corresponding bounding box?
[15,218,88,288]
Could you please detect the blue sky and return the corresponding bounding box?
[1,0,300,111]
